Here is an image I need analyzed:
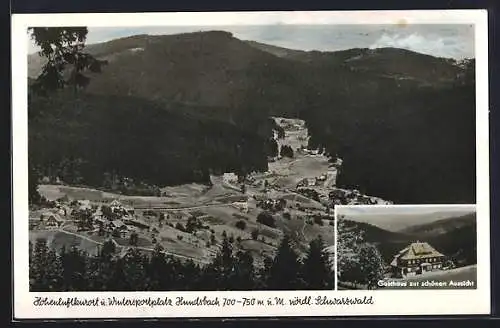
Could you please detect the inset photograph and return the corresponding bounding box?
[336,205,477,290]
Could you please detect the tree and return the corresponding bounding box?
[202,236,235,290]
[175,222,185,232]
[28,165,42,205]
[257,211,276,228]
[30,238,64,291]
[280,145,294,158]
[336,219,363,281]
[60,246,88,290]
[302,236,334,289]
[29,27,107,96]
[266,138,279,157]
[147,244,168,290]
[251,229,259,240]
[267,235,303,290]
[233,250,255,290]
[123,247,147,290]
[235,220,246,230]
[129,232,139,246]
[358,243,385,289]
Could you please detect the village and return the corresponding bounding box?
[29,117,392,265]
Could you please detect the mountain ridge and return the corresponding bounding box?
[28,30,475,204]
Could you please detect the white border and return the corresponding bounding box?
[12,10,490,319]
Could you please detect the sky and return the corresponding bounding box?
[27,24,475,59]
[338,205,476,231]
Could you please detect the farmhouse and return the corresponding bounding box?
[77,199,92,211]
[108,219,128,231]
[222,172,238,185]
[55,204,71,216]
[41,212,64,228]
[390,241,446,278]
[232,201,249,213]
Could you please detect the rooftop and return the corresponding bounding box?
[394,241,445,262]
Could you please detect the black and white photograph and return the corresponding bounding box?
[26,20,475,292]
[12,10,490,318]
[336,205,477,290]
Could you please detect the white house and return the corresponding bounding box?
[77,199,92,211]
[232,201,249,213]
[41,212,64,229]
[223,173,238,184]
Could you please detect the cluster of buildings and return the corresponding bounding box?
[30,198,153,239]
[296,174,327,188]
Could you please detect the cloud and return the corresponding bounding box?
[369,32,473,59]
[27,25,474,59]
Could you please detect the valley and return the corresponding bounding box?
[30,117,390,266]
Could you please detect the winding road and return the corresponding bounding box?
[56,228,210,264]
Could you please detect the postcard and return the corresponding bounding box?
[11,10,490,319]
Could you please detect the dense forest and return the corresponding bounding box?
[29,91,270,193]
[301,59,476,203]
[29,234,335,291]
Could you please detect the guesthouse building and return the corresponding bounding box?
[390,241,446,278]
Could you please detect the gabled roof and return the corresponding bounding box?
[109,199,122,207]
[110,219,126,227]
[398,242,445,261]
[41,212,64,222]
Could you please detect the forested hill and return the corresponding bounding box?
[28,31,475,203]
[29,92,270,189]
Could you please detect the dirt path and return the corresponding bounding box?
[56,228,209,264]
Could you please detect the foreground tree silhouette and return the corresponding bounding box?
[233,250,256,290]
[60,246,88,290]
[267,234,304,289]
[29,238,63,291]
[202,236,235,290]
[358,243,385,289]
[29,27,106,96]
[302,236,334,289]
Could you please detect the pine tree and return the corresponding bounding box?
[178,259,202,290]
[267,234,303,290]
[87,240,116,290]
[358,243,385,289]
[337,219,363,283]
[108,257,130,291]
[45,248,64,291]
[123,247,147,290]
[61,246,88,291]
[233,250,255,290]
[302,236,334,289]
[201,235,235,290]
[129,232,139,246]
[147,244,168,290]
[29,27,106,96]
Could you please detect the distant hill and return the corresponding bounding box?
[344,210,476,232]
[246,42,461,85]
[341,212,476,266]
[244,40,306,59]
[342,219,411,243]
[400,212,476,236]
[29,31,309,121]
